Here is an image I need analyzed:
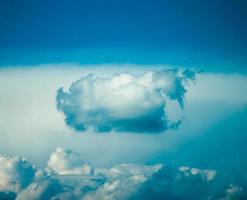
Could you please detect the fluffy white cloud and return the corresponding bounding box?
[87,163,163,200]
[0,155,36,199]
[1,148,244,200]
[47,147,94,175]
[56,69,195,133]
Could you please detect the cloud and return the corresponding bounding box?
[1,148,245,200]
[16,170,62,200]
[56,69,195,133]
[47,147,94,175]
[0,154,36,199]
[179,166,217,182]
[130,166,241,200]
[1,66,246,167]
[87,163,163,200]
[221,184,243,200]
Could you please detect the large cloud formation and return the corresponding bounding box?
[0,148,245,200]
[56,69,195,133]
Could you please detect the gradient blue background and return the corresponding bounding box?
[0,0,246,72]
[0,2,247,197]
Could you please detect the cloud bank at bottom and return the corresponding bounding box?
[0,148,244,200]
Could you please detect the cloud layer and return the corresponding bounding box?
[0,148,244,200]
[56,69,195,133]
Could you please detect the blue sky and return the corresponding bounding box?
[0,1,247,199]
[0,0,247,72]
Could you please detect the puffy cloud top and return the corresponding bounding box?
[47,147,94,175]
[90,163,163,200]
[0,155,36,198]
[1,148,244,200]
[56,69,195,133]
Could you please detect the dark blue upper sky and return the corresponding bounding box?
[0,0,246,72]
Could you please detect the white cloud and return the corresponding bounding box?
[0,65,247,168]
[0,155,36,196]
[88,163,163,200]
[1,148,243,200]
[179,166,217,182]
[15,148,163,200]
[56,69,195,133]
[47,147,94,175]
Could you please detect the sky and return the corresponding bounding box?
[0,1,247,200]
[0,0,247,72]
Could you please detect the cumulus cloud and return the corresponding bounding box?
[16,171,62,200]
[0,155,36,199]
[1,148,245,200]
[47,147,94,176]
[87,163,163,200]
[56,69,195,133]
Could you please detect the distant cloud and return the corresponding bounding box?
[222,184,243,200]
[179,166,217,182]
[0,148,244,200]
[85,163,162,200]
[47,147,94,175]
[131,166,218,200]
[56,69,195,133]
[0,155,36,199]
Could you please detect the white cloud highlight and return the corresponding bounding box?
[47,147,94,175]
[1,148,243,200]
[0,155,36,199]
[56,69,195,133]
